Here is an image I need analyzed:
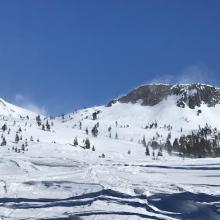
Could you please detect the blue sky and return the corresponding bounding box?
[0,0,220,115]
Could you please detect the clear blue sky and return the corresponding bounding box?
[0,0,220,115]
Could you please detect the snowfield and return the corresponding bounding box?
[0,97,219,219]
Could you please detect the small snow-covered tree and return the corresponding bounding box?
[91,125,98,137]
[142,136,147,147]
[92,112,97,120]
[85,138,90,149]
[42,124,45,131]
[74,137,78,146]
[15,133,19,143]
[46,120,50,131]
[145,145,150,156]
[1,137,6,146]
[36,115,41,126]
[2,124,7,132]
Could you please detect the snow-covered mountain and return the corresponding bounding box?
[0,83,220,220]
[108,83,220,108]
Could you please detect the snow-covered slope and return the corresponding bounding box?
[0,98,38,119]
[0,83,220,220]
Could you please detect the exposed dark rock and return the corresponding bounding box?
[107,83,220,109]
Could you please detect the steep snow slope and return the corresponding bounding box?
[0,98,38,119]
[63,96,220,145]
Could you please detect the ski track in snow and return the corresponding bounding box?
[0,156,219,220]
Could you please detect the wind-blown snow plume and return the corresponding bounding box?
[14,94,47,115]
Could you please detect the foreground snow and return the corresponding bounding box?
[0,143,219,220]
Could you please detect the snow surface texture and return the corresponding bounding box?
[0,91,219,220]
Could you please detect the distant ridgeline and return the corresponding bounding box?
[107,83,220,108]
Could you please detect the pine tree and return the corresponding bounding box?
[165,139,172,155]
[85,138,90,149]
[92,112,97,120]
[15,133,19,143]
[145,145,150,156]
[2,124,7,132]
[21,144,25,151]
[42,124,45,131]
[46,120,51,131]
[36,115,41,126]
[91,125,98,137]
[92,145,95,151]
[1,137,6,146]
[173,138,179,151]
[142,136,147,147]
[74,137,78,146]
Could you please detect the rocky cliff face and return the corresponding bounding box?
[107,83,220,109]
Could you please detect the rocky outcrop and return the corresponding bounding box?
[107,83,220,109]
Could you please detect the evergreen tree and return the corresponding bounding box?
[74,137,78,146]
[1,137,6,146]
[21,144,25,151]
[15,133,19,143]
[36,115,41,126]
[92,112,97,120]
[142,136,147,147]
[165,139,172,155]
[92,145,95,151]
[173,138,179,151]
[42,124,45,131]
[46,120,51,131]
[145,145,150,156]
[91,125,98,137]
[85,138,90,149]
[2,124,7,132]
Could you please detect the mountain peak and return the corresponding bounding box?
[107,83,220,109]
